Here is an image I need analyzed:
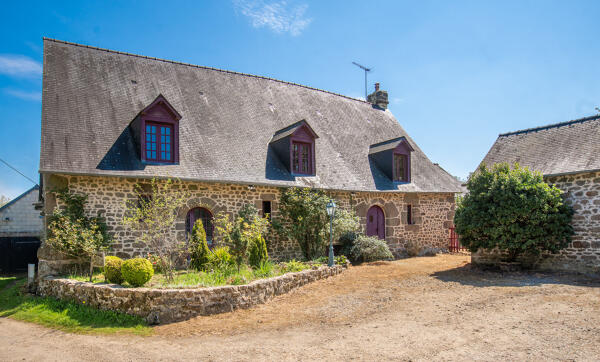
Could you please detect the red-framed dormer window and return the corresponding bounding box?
[137,95,181,164]
[394,153,408,182]
[145,123,173,162]
[292,141,312,175]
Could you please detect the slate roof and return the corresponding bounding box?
[40,38,462,193]
[0,186,39,213]
[480,115,600,176]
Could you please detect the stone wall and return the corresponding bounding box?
[472,171,600,275]
[0,187,43,238]
[37,265,345,324]
[41,174,456,263]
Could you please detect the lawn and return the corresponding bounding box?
[0,278,151,335]
[67,260,316,288]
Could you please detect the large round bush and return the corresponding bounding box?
[350,235,394,263]
[121,258,154,287]
[455,163,574,261]
[104,256,123,284]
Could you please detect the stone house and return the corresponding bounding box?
[38,38,462,266]
[0,185,43,272]
[476,115,600,274]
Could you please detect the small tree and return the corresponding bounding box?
[0,194,9,207]
[189,219,210,271]
[273,187,330,260]
[455,163,574,262]
[214,204,269,270]
[46,189,110,282]
[324,208,361,244]
[248,233,269,268]
[123,178,189,280]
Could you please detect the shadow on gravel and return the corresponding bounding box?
[431,264,600,288]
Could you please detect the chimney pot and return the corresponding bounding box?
[375,82,380,91]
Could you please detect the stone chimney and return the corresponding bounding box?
[367,82,389,109]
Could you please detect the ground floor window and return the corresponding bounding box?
[186,207,214,244]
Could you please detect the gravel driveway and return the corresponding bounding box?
[1,254,599,361]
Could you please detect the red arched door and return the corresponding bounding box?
[186,207,214,245]
[366,205,385,240]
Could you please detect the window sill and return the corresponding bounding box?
[141,161,180,166]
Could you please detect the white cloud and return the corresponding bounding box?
[4,89,42,101]
[234,0,312,36]
[0,55,42,78]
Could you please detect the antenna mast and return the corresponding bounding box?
[352,61,372,100]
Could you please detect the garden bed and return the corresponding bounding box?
[65,260,319,289]
[37,264,346,324]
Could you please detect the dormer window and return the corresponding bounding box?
[131,94,182,164]
[292,142,312,175]
[394,153,408,182]
[270,120,318,176]
[369,137,414,183]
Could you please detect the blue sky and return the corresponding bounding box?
[1,0,599,199]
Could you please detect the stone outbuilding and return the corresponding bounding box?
[0,185,42,272]
[476,114,600,274]
[38,38,462,268]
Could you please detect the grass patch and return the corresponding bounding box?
[66,260,316,289]
[0,279,152,335]
[0,276,17,290]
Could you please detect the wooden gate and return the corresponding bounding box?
[448,227,466,252]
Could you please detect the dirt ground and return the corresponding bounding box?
[2,254,600,361]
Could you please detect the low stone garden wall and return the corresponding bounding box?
[37,265,345,324]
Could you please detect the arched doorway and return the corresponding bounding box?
[366,205,385,240]
[186,207,214,245]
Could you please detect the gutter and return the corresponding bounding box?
[38,170,462,195]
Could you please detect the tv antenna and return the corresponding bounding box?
[352,61,372,100]
[595,106,600,114]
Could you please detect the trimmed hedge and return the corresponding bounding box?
[104,256,124,284]
[121,258,154,287]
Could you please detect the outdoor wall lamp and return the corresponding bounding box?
[326,200,336,267]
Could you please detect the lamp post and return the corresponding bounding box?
[326,200,336,267]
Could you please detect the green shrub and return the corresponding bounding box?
[339,231,359,257]
[190,219,211,271]
[335,255,349,265]
[253,261,274,278]
[121,258,154,287]
[280,259,310,273]
[208,246,235,271]
[248,235,269,268]
[146,253,167,274]
[350,235,394,263]
[312,254,348,265]
[273,188,330,260]
[455,163,574,261]
[104,256,123,284]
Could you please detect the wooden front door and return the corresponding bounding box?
[366,206,385,240]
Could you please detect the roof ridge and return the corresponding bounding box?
[499,114,600,137]
[43,37,371,105]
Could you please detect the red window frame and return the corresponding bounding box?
[292,141,313,175]
[393,153,408,182]
[145,122,174,163]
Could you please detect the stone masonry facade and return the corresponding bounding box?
[473,171,600,274]
[41,174,456,262]
[0,187,43,238]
